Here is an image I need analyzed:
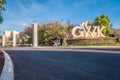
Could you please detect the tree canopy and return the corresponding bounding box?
[94,14,111,36]
[38,21,73,45]
[0,0,6,23]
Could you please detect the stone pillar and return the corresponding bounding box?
[33,21,38,47]
[2,35,5,47]
[13,30,16,47]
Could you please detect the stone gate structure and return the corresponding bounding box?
[2,21,38,47]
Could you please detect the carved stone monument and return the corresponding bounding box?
[66,21,110,44]
[2,35,5,47]
[33,21,38,47]
[72,21,105,38]
[2,30,19,47]
[13,30,16,47]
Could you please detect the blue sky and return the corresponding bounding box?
[1,0,120,34]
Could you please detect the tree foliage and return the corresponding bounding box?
[38,21,73,45]
[20,21,73,45]
[19,26,33,44]
[114,29,120,41]
[0,0,6,23]
[94,14,111,36]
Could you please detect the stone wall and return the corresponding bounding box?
[67,37,117,44]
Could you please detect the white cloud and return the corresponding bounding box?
[1,0,47,34]
[18,0,46,16]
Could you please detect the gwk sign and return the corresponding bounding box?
[72,21,105,38]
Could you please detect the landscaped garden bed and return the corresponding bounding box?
[69,42,120,46]
[0,51,5,76]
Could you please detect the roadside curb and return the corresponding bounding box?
[0,50,14,80]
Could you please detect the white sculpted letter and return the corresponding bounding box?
[71,21,105,38]
[72,26,84,38]
[97,27,105,37]
[91,27,97,38]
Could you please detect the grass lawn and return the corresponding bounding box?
[69,42,120,46]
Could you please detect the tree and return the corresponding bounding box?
[0,0,6,23]
[19,26,33,45]
[114,29,120,42]
[38,22,65,45]
[23,26,33,43]
[38,21,74,45]
[94,14,111,36]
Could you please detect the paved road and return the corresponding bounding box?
[6,49,120,80]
